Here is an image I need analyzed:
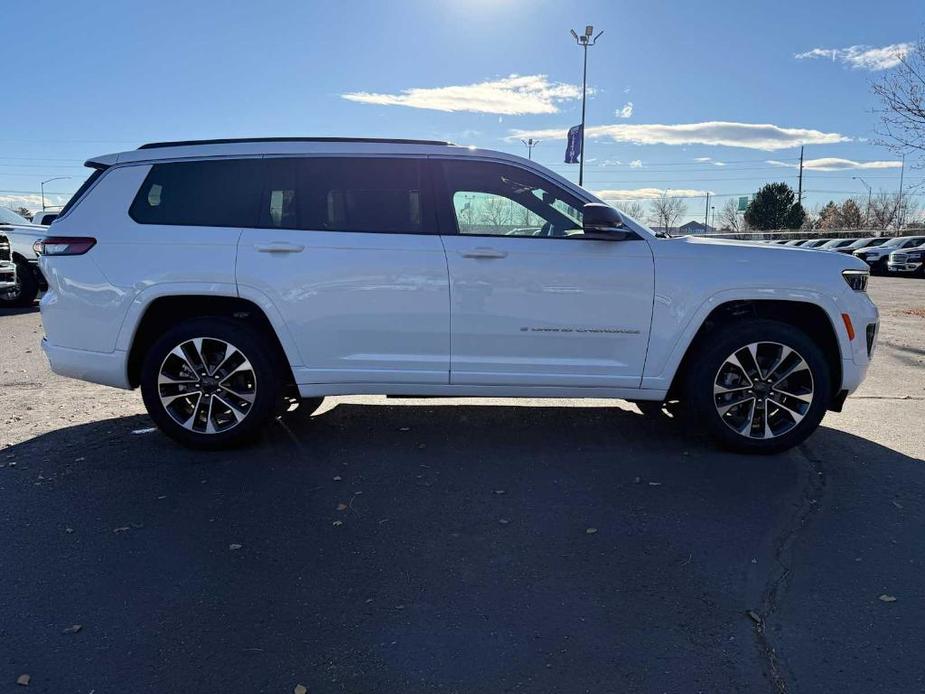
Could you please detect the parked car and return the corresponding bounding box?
[0,232,16,294]
[854,235,925,274]
[801,238,834,249]
[887,243,925,276]
[38,137,878,453]
[784,239,806,246]
[0,207,48,307]
[835,237,888,255]
[30,210,60,226]
[818,239,857,252]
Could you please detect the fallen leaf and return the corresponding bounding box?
[892,500,903,510]
[294,686,308,694]
[494,489,506,495]
[113,526,130,533]
[332,520,343,527]
[62,624,82,634]
[879,594,897,603]
[229,543,243,551]
[586,527,598,535]
[336,503,348,511]
[499,518,510,525]
[399,427,410,432]
[131,427,156,435]
[16,674,30,686]
[65,527,74,534]
[746,610,762,624]
[333,475,342,481]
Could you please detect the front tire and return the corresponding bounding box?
[685,320,831,454]
[140,317,282,449]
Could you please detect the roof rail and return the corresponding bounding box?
[138,137,451,150]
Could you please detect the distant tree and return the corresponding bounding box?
[865,190,920,230]
[744,182,804,230]
[718,198,745,232]
[480,196,513,228]
[15,206,32,220]
[873,40,925,163]
[648,193,687,232]
[619,200,646,220]
[816,200,841,229]
[840,198,864,229]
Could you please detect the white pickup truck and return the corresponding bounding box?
[0,207,48,307]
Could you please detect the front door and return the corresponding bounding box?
[236,156,450,385]
[434,158,654,388]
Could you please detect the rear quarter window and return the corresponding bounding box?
[129,159,262,227]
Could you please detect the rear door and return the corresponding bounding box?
[236,156,450,386]
[434,157,655,388]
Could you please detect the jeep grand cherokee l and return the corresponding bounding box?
[37,137,879,453]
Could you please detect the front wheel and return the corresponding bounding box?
[685,320,831,454]
[140,317,282,449]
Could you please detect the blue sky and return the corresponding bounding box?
[2,0,922,224]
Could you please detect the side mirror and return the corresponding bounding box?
[582,203,631,240]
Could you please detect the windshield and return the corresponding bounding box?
[0,208,30,225]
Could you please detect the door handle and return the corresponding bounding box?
[254,242,305,253]
[460,247,508,259]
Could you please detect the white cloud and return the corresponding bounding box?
[594,188,711,201]
[694,156,712,162]
[342,74,584,115]
[508,121,850,150]
[1,194,69,213]
[617,101,633,118]
[794,43,912,71]
[766,157,903,171]
[629,159,643,168]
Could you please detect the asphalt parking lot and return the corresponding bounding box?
[1,277,923,693]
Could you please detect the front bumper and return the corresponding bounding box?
[0,261,15,289]
[888,261,923,273]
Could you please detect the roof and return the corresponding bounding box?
[86,137,476,168]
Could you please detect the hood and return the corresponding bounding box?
[657,235,869,271]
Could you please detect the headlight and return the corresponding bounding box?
[842,269,869,292]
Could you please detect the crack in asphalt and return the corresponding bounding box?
[750,444,828,694]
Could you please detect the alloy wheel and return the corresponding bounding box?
[713,341,814,440]
[157,337,257,434]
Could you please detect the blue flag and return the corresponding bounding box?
[565,124,583,164]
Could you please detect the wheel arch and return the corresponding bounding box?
[665,299,843,404]
[126,295,296,389]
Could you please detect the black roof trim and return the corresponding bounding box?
[138,137,451,150]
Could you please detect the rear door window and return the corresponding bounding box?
[130,159,262,227]
[257,157,431,234]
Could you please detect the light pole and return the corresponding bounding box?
[520,138,540,160]
[40,176,71,211]
[570,24,603,187]
[852,176,872,228]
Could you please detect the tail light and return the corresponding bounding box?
[33,236,96,256]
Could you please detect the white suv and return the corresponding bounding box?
[38,137,878,453]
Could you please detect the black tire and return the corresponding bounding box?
[140,317,282,449]
[685,319,831,454]
[0,259,39,308]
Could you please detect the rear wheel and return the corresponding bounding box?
[140,317,282,449]
[0,260,39,308]
[685,320,831,454]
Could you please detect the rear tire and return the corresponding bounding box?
[685,319,831,454]
[140,317,282,449]
[0,260,39,308]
